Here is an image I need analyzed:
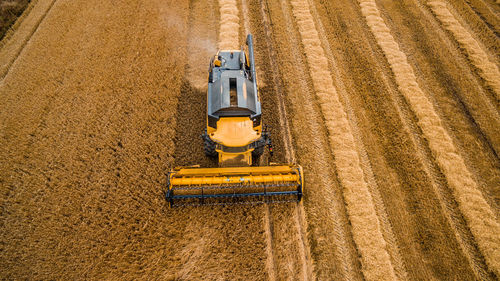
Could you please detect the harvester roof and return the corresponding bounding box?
[208,51,261,118]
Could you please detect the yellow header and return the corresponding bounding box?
[169,165,303,186]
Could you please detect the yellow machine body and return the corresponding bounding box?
[167,165,303,206]
[210,117,260,166]
[165,34,303,206]
[210,117,260,147]
[170,165,302,186]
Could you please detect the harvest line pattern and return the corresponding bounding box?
[274,0,362,278]
[255,0,315,279]
[304,0,409,279]
[218,0,240,49]
[428,1,500,101]
[1,0,499,279]
[358,0,500,277]
[289,0,396,280]
[0,0,58,80]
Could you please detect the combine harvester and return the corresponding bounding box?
[166,34,303,206]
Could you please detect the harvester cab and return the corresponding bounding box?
[204,43,268,167]
[166,34,303,206]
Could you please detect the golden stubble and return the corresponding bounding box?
[289,0,397,280]
[428,1,500,102]
[358,0,500,277]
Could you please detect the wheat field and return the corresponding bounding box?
[1,0,499,280]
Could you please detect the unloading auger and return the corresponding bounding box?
[166,34,303,206]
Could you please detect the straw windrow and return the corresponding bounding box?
[289,0,396,280]
[218,0,240,50]
[428,1,500,101]
[358,0,500,277]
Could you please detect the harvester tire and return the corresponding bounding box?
[204,137,217,158]
[252,147,264,166]
[252,145,264,158]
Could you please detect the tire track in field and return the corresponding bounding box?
[369,0,499,278]
[358,0,500,277]
[313,1,475,277]
[288,0,396,280]
[392,77,496,280]
[428,1,500,102]
[466,0,500,36]
[463,0,500,41]
[391,0,500,204]
[252,1,314,279]
[237,2,277,279]
[317,0,495,277]
[356,1,494,278]
[416,138,496,280]
[218,0,239,49]
[238,2,276,280]
[0,0,57,80]
[219,2,279,279]
[273,0,362,278]
[443,0,500,58]
[243,1,313,278]
[306,2,410,280]
[304,0,409,279]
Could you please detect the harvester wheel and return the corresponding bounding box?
[204,136,217,158]
[252,145,266,166]
[252,145,264,158]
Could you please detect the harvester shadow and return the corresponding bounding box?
[164,80,272,276]
[172,77,287,169]
[172,79,217,168]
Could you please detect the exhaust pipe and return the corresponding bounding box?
[246,34,257,91]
